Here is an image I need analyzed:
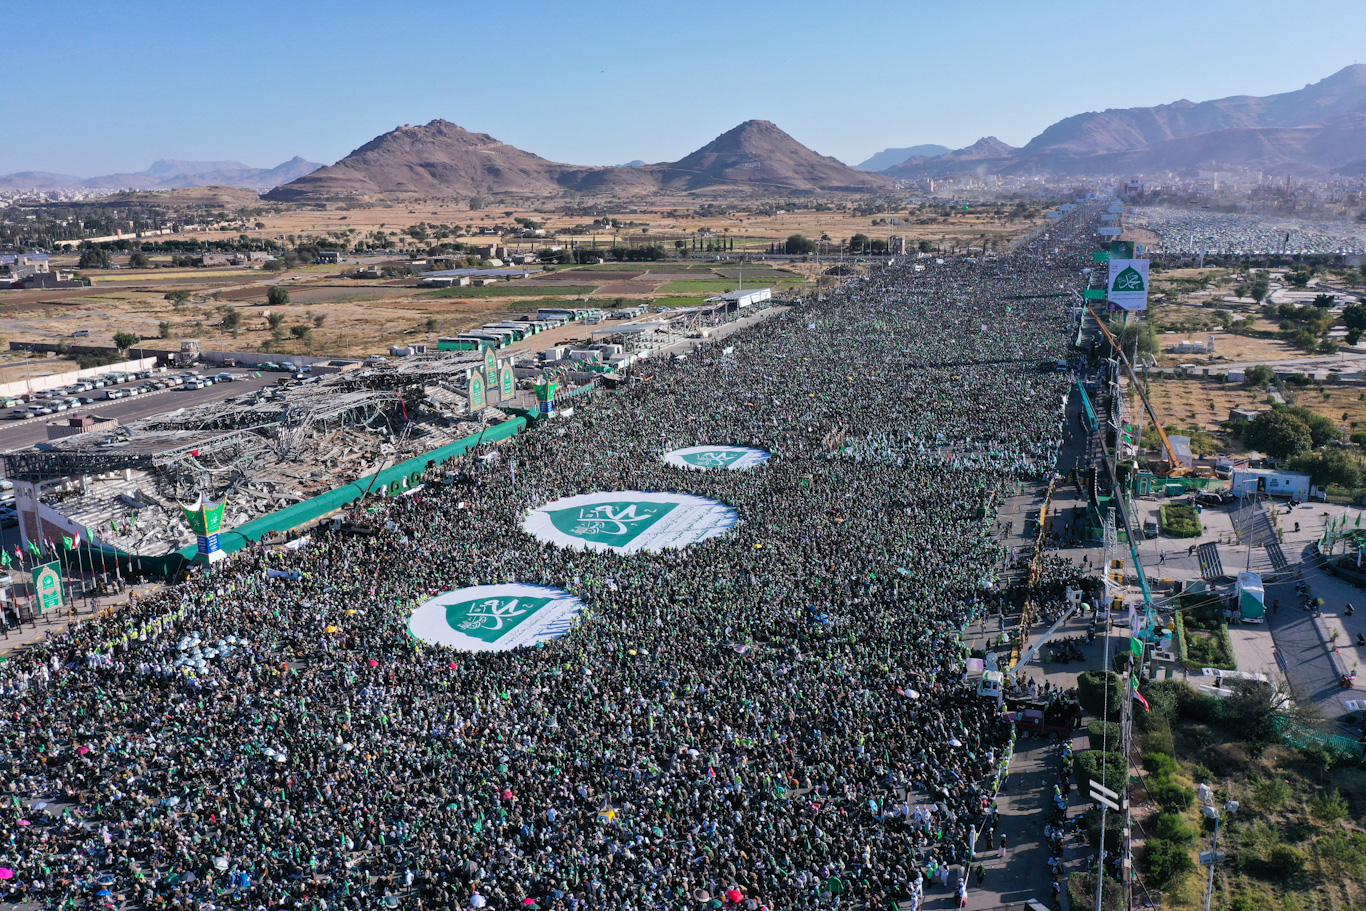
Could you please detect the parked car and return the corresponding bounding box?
[1194,492,1232,507]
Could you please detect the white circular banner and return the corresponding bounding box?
[664,445,770,471]
[408,583,584,652]
[523,490,739,553]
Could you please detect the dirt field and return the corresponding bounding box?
[1143,376,1366,444]
[0,199,1045,359]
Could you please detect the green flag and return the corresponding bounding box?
[62,536,74,551]
[0,550,10,568]
[26,540,39,556]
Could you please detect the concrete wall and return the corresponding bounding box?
[0,357,159,400]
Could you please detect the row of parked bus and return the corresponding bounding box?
[436,308,606,352]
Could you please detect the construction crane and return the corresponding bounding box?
[1087,305,1198,478]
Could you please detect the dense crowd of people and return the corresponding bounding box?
[0,211,1102,911]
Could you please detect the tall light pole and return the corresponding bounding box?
[1200,790,1238,911]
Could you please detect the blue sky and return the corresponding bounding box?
[3,0,1363,175]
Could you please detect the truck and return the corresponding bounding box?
[1230,469,1317,501]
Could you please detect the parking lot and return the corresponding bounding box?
[0,368,284,453]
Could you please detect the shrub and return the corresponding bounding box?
[1309,790,1351,822]
[1088,720,1122,751]
[1144,838,1195,887]
[1153,812,1197,844]
[1252,777,1290,811]
[1085,806,1124,852]
[1265,844,1306,880]
[1160,503,1204,537]
[1150,781,1195,812]
[1078,670,1124,720]
[1190,763,1215,783]
[1142,751,1180,779]
[1139,705,1175,748]
[1074,749,1128,795]
[1067,873,1125,911]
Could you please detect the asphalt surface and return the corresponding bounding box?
[0,371,282,452]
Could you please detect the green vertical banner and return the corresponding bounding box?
[1109,240,1135,259]
[533,377,559,416]
[180,494,227,562]
[499,366,515,401]
[469,372,486,410]
[31,561,63,613]
[484,348,497,391]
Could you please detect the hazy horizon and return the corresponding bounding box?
[2,0,1363,176]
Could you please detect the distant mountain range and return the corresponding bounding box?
[0,157,322,192]
[855,145,951,172]
[266,119,891,201]
[883,65,1366,179]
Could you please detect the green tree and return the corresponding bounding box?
[164,290,191,306]
[289,325,311,340]
[1281,405,1340,447]
[1313,293,1336,308]
[1250,273,1270,303]
[1243,409,1313,459]
[267,312,285,330]
[1288,449,1360,488]
[312,313,327,328]
[1244,364,1276,387]
[158,321,172,339]
[267,286,290,307]
[78,247,110,269]
[848,233,871,253]
[784,234,817,255]
[220,309,242,331]
[128,251,150,269]
[112,331,140,351]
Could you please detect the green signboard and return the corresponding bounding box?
[31,561,63,614]
[484,348,497,391]
[1109,240,1135,259]
[1093,251,1110,263]
[500,366,515,401]
[1084,289,1106,300]
[469,372,486,410]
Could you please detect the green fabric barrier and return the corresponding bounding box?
[78,417,531,575]
[185,415,526,560]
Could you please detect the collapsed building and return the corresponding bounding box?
[1,350,582,568]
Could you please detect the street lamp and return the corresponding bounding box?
[1199,786,1238,911]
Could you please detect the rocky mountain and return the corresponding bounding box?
[267,119,889,201]
[0,157,322,192]
[653,121,892,193]
[896,65,1366,179]
[855,144,950,172]
[883,137,1018,178]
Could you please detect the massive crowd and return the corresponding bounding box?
[1133,207,1366,256]
[0,211,1101,911]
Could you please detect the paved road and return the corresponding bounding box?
[0,372,280,452]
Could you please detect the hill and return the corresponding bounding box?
[268,119,888,201]
[897,65,1366,179]
[855,144,951,172]
[0,157,322,192]
[652,121,892,193]
[884,137,1018,178]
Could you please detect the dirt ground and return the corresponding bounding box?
[1143,375,1366,443]
[0,200,1044,359]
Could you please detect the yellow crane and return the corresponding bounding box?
[1087,306,1198,478]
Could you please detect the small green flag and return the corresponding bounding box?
[63,536,74,550]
